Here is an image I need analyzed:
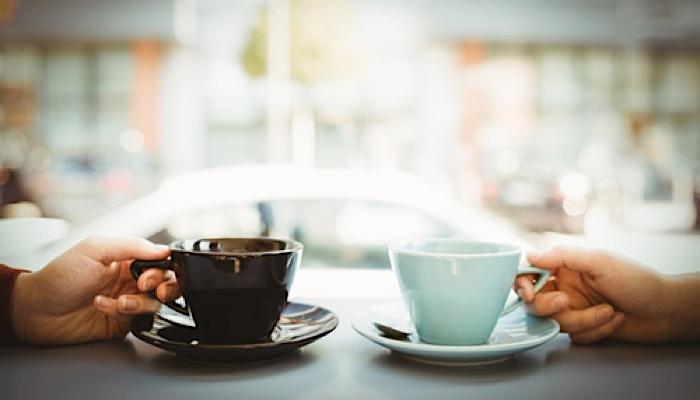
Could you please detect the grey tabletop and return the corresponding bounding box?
[2,298,699,400]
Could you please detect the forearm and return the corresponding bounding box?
[664,273,700,342]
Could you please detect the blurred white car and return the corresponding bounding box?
[3,165,528,297]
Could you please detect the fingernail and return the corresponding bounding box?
[120,297,137,311]
[95,295,107,306]
[144,278,155,290]
[552,294,568,308]
[614,312,625,322]
[517,288,526,299]
[527,250,542,259]
[596,306,613,321]
[108,262,119,274]
[154,244,169,251]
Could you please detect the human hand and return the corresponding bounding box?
[515,246,676,344]
[11,236,181,345]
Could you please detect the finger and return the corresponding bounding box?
[95,294,161,316]
[528,246,614,276]
[136,268,170,291]
[570,313,625,344]
[524,291,569,316]
[514,275,536,302]
[114,294,161,315]
[94,295,122,318]
[155,281,182,302]
[78,236,169,263]
[554,303,615,334]
[514,274,558,302]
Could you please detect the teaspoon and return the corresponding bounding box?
[373,322,412,341]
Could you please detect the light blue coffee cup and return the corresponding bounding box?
[389,239,550,345]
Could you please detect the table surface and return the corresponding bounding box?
[2,298,699,400]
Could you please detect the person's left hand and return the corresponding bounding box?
[11,236,181,345]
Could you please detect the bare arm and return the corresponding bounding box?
[516,246,700,344]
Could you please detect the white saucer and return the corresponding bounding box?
[352,302,560,366]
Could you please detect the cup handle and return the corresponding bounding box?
[130,259,189,316]
[501,265,551,316]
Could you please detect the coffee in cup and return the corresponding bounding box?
[131,237,303,344]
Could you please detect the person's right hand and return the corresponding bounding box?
[12,236,181,345]
[515,246,677,344]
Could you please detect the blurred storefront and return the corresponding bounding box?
[0,0,699,236]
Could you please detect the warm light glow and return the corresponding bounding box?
[120,129,145,153]
[563,196,588,217]
[559,172,591,198]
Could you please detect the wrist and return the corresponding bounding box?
[11,272,35,343]
[662,273,700,342]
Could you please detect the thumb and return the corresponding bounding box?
[528,245,611,276]
[77,236,170,263]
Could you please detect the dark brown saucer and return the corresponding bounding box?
[130,302,338,363]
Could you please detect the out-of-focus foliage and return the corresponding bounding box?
[241,0,363,82]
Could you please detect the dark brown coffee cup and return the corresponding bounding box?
[131,237,302,344]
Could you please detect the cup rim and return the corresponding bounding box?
[388,238,521,258]
[171,237,303,256]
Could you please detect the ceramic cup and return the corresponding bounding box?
[389,239,549,345]
[131,237,302,344]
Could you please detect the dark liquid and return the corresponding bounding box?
[186,287,288,344]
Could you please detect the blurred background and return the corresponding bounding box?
[1,0,699,274]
